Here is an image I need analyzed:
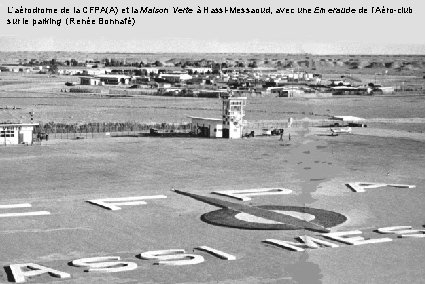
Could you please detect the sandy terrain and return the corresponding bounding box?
[0,60,424,283]
[0,128,423,283]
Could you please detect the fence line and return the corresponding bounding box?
[34,122,192,140]
[32,120,341,141]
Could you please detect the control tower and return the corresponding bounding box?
[221,94,247,139]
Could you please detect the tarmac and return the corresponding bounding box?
[0,128,424,283]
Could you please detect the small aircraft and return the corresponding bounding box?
[330,127,352,136]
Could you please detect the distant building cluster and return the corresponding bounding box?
[0,56,404,97]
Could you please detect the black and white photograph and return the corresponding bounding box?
[0,0,424,283]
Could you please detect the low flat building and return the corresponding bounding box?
[97,74,131,85]
[185,67,212,74]
[141,68,159,75]
[131,76,150,85]
[0,123,38,145]
[82,69,108,76]
[159,74,192,83]
[80,76,101,85]
[331,116,365,122]
[331,86,368,95]
[188,116,223,138]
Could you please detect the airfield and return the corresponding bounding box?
[0,120,424,283]
[0,59,425,283]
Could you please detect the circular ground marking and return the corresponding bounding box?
[201,205,347,230]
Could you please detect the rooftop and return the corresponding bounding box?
[331,116,365,121]
[187,116,222,122]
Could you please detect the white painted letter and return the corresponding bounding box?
[377,226,425,238]
[0,203,32,209]
[263,239,307,251]
[323,230,392,245]
[0,203,50,218]
[87,195,167,210]
[139,249,204,266]
[195,246,236,260]
[212,188,292,201]
[263,236,338,252]
[8,263,70,283]
[297,236,340,248]
[346,182,415,193]
[71,256,137,273]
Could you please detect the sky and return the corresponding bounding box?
[0,0,424,54]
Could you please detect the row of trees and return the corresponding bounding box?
[36,122,192,134]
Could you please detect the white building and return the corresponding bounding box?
[97,74,131,85]
[159,74,192,83]
[82,69,107,76]
[222,96,247,139]
[0,123,38,145]
[141,67,159,75]
[189,94,247,139]
[189,116,223,138]
[80,76,102,85]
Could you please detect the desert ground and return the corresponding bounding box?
[0,54,424,283]
[0,131,424,283]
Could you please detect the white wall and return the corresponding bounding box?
[20,127,34,144]
[192,119,222,138]
[0,126,18,145]
[0,126,34,145]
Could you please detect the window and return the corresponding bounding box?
[0,129,15,137]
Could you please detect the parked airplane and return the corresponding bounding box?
[330,127,352,136]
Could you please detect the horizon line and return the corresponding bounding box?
[0,51,424,56]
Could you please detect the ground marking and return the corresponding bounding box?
[87,195,167,210]
[4,233,422,283]
[376,226,425,238]
[72,256,137,273]
[194,246,236,260]
[139,249,205,266]
[7,263,70,283]
[173,189,330,232]
[263,236,339,252]
[6,246,234,282]
[0,203,32,209]
[0,227,93,234]
[212,188,292,201]
[322,230,393,245]
[262,226,424,252]
[0,203,50,218]
[346,182,415,193]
